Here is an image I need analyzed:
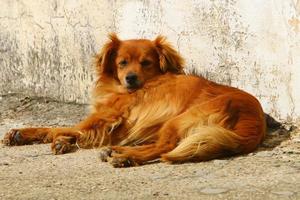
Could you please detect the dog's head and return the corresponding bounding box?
[95,33,184,92]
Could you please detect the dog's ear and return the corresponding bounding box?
[94,33,120,77]
[154,36,185,73]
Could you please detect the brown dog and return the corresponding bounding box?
[3,34,266,167]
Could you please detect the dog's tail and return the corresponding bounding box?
[161,125,262,162]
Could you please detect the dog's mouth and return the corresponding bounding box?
[126,85,141,93]
[125,80,142,93]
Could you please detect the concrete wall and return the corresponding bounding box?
[1,0,300,123]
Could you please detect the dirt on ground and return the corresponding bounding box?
[0,93,299,200]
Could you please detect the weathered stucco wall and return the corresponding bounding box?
[0,0,114,102]
[1,0,300,123]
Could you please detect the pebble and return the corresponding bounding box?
[153,192,159,196]
[283,150,299,154]
[0,162,10,166]
[200,188,229,194]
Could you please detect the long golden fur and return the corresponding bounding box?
[3,34,266,167]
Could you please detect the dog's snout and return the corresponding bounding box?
[125,73,138,86]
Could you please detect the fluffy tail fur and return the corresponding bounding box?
[161,125,249,162]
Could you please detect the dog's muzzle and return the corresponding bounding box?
[125,73,140,89]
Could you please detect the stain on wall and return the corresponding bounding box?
[0,0,299,123]
[0,0,114,103]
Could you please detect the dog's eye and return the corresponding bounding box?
[140,60,151,67]
[119,60,128,67]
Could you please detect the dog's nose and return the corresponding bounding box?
[125,73,138,86]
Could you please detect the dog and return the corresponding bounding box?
[3,34,266,167]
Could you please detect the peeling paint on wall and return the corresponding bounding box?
[0,0,300,123]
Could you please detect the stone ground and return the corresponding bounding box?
[0,93,299,200]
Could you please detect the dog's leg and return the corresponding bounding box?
[3,127,82,153]
[103,108,210,167]
[51,114,123,154]
[3,127,54,146]
[3,114,124,154]
[104,118,183,167]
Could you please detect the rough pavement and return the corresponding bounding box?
[0,94,299,200]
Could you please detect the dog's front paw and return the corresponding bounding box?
[51,136,78,155]
[2,129,25,146]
